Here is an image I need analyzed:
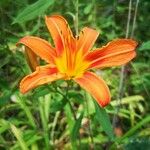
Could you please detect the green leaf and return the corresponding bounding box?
[15,94,36,128]
[111,95,144,106]
[71,112,84,147]
[0,119,10,134]
[124,137,150,150]
[84,4,92,14]
[117,115,150,143]
[11,130,42,150]
[85,92,95,115]
[138,41,150,51]
[13,0,54,24]
[0,90,12,106]
[44,94,51,122]
[110,115,150,149]
[64,104,75,133]
[94,101,114,140]
[10,124,29,150]
[68,91,83,104]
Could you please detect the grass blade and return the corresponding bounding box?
[10,124,29,150]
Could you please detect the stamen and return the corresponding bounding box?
[76,35,79,40]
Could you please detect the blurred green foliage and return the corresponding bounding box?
[0,0,150,149]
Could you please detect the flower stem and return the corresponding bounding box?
[66,81,77,121]
[66,80,82,148]
[125,0,132,39]
[75,0,79,36]
[131,0,139,38]
[112,0,132,129]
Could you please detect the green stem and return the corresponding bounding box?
[75,0,79,36]
[39,98,50,150]
[51,111,60,144]
[66,81,77,121]
[125,0,132,39]
[131,0,139,38]
[66,81,82,148]
[84,93,94,148]
[112,0,132,129]
[119,0,132,102]
[119,0,132,100]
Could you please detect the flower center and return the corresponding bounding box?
[54,49,90,79]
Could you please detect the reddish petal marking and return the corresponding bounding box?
[85,39,137,69]
[77,27,99,54]
[45,15,75,56]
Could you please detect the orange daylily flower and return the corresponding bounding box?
[17,15,137,107]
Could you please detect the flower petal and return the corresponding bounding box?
[77,27,99,54]
[74,71,110,107]
[20,65,65,94]
[85,39,137,69]
[25,46,39,71]
[45,15,75,55]
[17,36,56,64]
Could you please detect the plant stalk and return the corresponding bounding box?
[112,0,132,129]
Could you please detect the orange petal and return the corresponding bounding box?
[25,46,39,71]
[85,39,137,69]
[20,65,65,94]
[45,15,75,55]
[77,27,99,55]
[74,71,110,107]
[17,36,56,64]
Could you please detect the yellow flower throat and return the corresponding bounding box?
[55,49,90,79]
